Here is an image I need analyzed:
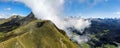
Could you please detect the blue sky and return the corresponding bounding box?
[0,0,31,18]
[63,0,120,18]
[0,0,120,18]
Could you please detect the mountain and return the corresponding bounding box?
[0,15,23,32]
[81,18,120,48]
[0,19,7,25]
[0,12,37,32]
[65,18,120,48]
[0,12,78,48]
[2,12,120,48]
[18,12,37,25]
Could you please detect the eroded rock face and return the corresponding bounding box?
[19,12,37,25]
[24,12,37,21]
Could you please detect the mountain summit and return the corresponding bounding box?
[19,12,37,25]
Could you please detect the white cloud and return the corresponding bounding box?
[14,0,91,44]
[11,13,18,16]
[118,46,120,48]
[113,12,120,15]
[79,0,109,6]
[0,13,9,18]
[10,13,25,16]
[4,7,11,11]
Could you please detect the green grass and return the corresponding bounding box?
[102,44,117,48]
[0,19,9,25]
[80,43,90,48]
[0,20,78,48]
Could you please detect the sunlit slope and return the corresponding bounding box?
[0,15,23,25]
[0,20,78,48]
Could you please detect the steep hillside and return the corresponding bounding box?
[0,20,78,48]
[0,15,23,25]
[0,13,36,32]
[18,12,37,25]
[0,19,8,25]
[0,15,23,32]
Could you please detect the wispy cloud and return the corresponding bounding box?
[4,7,11,11]
[79,0,108,6]
[0,13,9,18]
[113,12,120,15]
[0,0,18,3]
[10,13,25,16]
[0,0,11,2]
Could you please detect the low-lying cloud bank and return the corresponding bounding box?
[15,0,91,44]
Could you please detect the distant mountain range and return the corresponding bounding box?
[81,18,120,48]
[62,17,120,48]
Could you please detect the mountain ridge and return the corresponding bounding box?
[0,12,78,48]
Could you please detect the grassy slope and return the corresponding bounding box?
[0,15,23,25]
[0,20,78,48]
[0,19,9,25]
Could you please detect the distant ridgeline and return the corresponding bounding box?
[81,18,120,48]
[0,12,78,48]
